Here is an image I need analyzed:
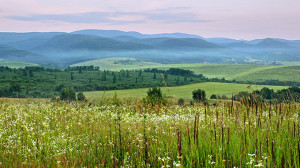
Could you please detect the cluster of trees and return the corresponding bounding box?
[0,82,22,98]
[0,66,60,73]
[192,89,206,103]
[233,87,300,102]
[144,68,205,78]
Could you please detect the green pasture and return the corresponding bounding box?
[84,82,286,99]
[72,57,162,70]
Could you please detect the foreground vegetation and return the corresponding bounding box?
[0,98,299,167]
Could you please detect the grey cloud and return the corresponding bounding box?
[144,12,207,23]
[6,12,143,24]
[6,10,209,24]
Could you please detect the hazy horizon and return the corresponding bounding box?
[1,0,300,40]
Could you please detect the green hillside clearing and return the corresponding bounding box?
[72,57,162,70]
[0,61,38,68]
[72,58,299,83]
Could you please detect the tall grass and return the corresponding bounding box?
[0,99,299,167]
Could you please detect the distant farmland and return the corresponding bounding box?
[72,58,300,83]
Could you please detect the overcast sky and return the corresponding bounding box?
[1,0,299,40]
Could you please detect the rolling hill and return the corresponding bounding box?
[256,38,292,48]
[0,44,42,62]
[35,34,152,51]
[0,32,64,44]
[128,38,219,49]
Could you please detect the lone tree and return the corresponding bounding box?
[192,89,206,103]
[70,72,74,80]
[147,87,162,98]
[143,87,166,106]
[153,73,156,79]
[113,74,116,83]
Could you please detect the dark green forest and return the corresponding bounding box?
[1,65,299,102]
[0,66,213,98]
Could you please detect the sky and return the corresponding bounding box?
[0,0,300,40]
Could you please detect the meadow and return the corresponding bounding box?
[0,98,299,167]
[84,82,286,99]
[72,58,300,83]
[72,57,162,70]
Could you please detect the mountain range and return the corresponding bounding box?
[0,29,299,67]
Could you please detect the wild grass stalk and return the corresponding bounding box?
[0,99,298,167]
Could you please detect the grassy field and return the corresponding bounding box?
[84,82,286,99]
[280,61,300,66]
[72,57,162,71]
[72,58,300,83]
[0,61,38,68]
[232,66,300,83]
[0,99,298,167]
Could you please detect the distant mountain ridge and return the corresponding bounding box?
[35,34,153,51]
[0,43,42,62]
[0,29,299,67]
[256,38,292,48]
[71,29,204,39]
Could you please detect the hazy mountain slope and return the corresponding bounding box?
[219,41,254,48]
[256,38,292,48]
[0,32,64,43]
[6,36,54,50]
[112,35,139,42]
[127,38,219,49]
[205,37,242,44]
[36,34,153,51]
[71,29,203,38]
[0,43,43,62]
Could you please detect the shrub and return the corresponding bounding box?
[210,94,217,99]
[178,98,185,105]
[221,95,228,99]
[77,92,86,101]
[60,88,76,101]
[51,96,59,102]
